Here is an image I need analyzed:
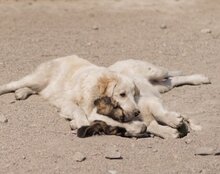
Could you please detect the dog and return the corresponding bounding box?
[0,55,146,135]
[0,56,210,138]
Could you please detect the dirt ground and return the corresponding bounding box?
[0,0,220,173]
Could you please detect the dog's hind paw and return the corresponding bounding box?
[191,74,211,84]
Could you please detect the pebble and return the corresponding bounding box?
[86,42,92,46]
[71,129,77,135]
[92,26,99,30]
[152,149,158,153]
[0,112,8,123]
[108,170,117,174]
[199,169,207,173]
[73,152,86,162]
[201,28,212,34]
[214,148,220,156]
[160,24,167,29]
[105,148,122,160]
[9,100,16,104]
[195,147,215,156]
[185,139,192,144]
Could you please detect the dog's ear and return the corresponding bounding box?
[98,74,118,96]
[94,98,101,106]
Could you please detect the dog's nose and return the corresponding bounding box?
[133,109,140,117]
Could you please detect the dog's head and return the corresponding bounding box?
[97,72,140,122]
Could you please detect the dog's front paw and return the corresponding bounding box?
[165,112,184,128]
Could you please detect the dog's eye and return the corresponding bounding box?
[120,92,126,97]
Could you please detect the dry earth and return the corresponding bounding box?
[0,0,220,174]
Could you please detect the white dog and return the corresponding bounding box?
[0,55,146,135]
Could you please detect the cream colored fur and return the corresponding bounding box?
[0,56,210,138]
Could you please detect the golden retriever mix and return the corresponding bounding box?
[0,55,210,138]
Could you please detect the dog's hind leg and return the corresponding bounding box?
[169,74,211,87]
[0,73,46,96]
[0,62,51,96]
[153,74,211,93]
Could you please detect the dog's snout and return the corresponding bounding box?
[133,109,140,117]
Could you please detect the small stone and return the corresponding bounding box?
[73,152,86,162]
[201,28,212,34]
[92,26,99,30]
[0,112,8,123]
[152,149,158,153]
[214,148,220,156]
[160,24,167,29]
[195,147,215,156]
[199,169,202,173]
[9,100,16,104]
[71,130,77,135]
[86,42,92,46]
[131,143,135,148]
[22,156,26,159]
[185,139,192,144]
[108,170,117,174]
[105,148,122,160]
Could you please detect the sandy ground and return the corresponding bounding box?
[0,0,220,173]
